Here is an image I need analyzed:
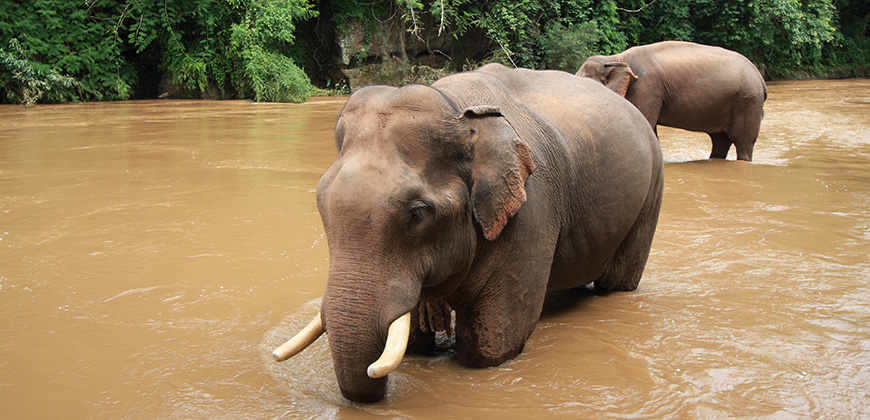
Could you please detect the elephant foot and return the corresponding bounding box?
[736,146,754,162]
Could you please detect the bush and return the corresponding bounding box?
[0,38,78,105]
[229,0,319,102]
[244,47,316,102]
[543,21,603,72]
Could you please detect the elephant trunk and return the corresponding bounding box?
[321,267,421,403]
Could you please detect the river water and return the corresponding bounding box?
[1,79,868,419]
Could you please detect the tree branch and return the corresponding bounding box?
[617,0,657,13]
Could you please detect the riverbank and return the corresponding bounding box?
[776,66,870,80]
[326,60,870,94]
[4,1,867,105]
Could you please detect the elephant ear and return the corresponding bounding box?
[603,62,638,97]
[461,106,536,241]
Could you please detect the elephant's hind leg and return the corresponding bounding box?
[593,171,663,293]
[727,100,763,161]
[709,132,732,159]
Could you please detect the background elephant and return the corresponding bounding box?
[578,41,767,161]
[274,64,663,403]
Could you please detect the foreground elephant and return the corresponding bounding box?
[578,41,767,161]
[273,63,663,403]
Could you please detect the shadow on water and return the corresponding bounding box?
[539,286,612,320]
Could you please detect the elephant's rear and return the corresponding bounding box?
[650,44,764,127]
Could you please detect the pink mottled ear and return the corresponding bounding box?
[461,106,535,241]
[604,62,638,97]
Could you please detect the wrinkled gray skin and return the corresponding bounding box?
[578,41,767,161]
[315,63,663,403]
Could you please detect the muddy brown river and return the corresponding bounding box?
[1,79,869,419]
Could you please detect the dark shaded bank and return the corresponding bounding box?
[778,67,870,80]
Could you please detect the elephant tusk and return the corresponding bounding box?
[272,313,325,362]
[366,312,412,379]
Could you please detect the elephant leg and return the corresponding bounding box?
[453,285,546,368]
[593,167,663,293]
[621,79,663,133]
[709,132,732,159]
[727,105,762,162]
[734,140,755,162]
[406,304,438,356]
[452,249,551,368]
[633,96,662,133]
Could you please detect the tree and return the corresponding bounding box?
[0,38,78,105]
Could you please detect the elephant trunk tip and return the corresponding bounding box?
[340,380,388,403]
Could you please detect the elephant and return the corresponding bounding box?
[272,63,663,403]
[577,41,767,161]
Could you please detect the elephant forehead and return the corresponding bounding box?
[334,151,411,183]
[343,103,455,136]
[323,153,420,210]
[339,107,469,165]
[341,85,458,134]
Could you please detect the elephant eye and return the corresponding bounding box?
[405,201,434,235]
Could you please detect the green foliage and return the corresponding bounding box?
[1,0,868,104]
[669,0,836,77]
[449,0,603,68]
[119,0,319,101]
[442,0,853,74]
[0,0,318,104]
[228,0,319,101]
[0,0,136,102]
[244,46,315,102]
[395,0,426,36]
[825,0,870,69]
[747,0,837,76]
[543,22,603,72]
[0,38,78,105]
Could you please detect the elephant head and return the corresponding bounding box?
[273,84,534,402]
[577,57,638,98]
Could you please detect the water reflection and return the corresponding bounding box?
[1,80,869,419]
